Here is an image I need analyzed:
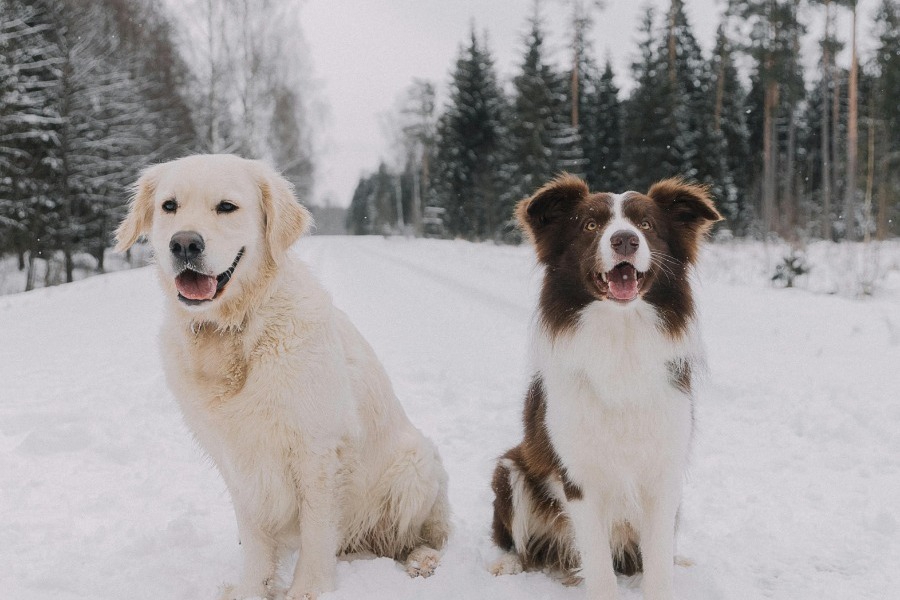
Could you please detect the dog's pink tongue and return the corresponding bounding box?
[175,270,217,301]
[608,264,639,301]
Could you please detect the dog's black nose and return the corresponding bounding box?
[610,230,639,257]
[169,231,205,261]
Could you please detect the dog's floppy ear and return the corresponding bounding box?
[516,173,589,242]
[255,162,312,261]
[115,163,164,252]
[648,177,722,226]
[648,177,723,261]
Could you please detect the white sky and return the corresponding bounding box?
[300,0,878,208]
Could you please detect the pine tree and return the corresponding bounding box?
[809,0,843,239]
[623,2,723,197]
[729,0,806,237]
[565,0,606,129]
[549,61,587,180]
[580,59,624,191]
[0,0,184,284]
[345,164,402,235]
[346,173,376,235]
[432,28,508,240]
[663,0,729,201]
[392,78,437,236]
[508,15,562,200]
[52,0,156,279]
[871,0,900,238]
[798,73,828,237]
[710,22,752,231]
[622,8,676,191]
[0,0,65,287]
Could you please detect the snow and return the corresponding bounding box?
[1,236,898,600]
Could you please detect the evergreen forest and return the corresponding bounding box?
[0,0,316,289]
[347,0,900,246]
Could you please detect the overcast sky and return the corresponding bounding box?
[300,0,876,208]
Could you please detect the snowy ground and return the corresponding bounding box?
[1,236,898,600]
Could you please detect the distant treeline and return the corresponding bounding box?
[0,0,315,290]
[348,0,900,244]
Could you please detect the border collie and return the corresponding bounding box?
[490,174,721,600]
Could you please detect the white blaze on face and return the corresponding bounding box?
[597,192,651,273]
[595,192,652,303]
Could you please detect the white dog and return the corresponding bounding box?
[116,154,450,600]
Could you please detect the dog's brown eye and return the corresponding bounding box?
[584,220,597,232]
[639,220,652,231]
[216,201,238,214]
[161,199,177,213]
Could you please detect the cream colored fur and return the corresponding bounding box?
[116,154,450,600]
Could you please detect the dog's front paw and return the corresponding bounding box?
[219,581,270,600]
[285,574,334,600]
[405,545,441,578]
[489,552,523,576]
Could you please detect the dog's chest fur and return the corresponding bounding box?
[536,300,695,509]
[161,318,316,531]
[172,325,249,404]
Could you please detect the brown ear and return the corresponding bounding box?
[115,163,164,252]
[516,173,589,242]
[648,177,722,231]
[255,162,312,261]
[648,178,723,263]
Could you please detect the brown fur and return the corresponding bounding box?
[491,377,643,577]
[493,174,721,585]
[516,174,722,339]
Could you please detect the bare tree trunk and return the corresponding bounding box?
[571,42,580,127]
[784,107,797,239]
[844,3,859,241]
[25,252,36,292]
[821,72,832,236]
[763,78,779,234]
[820,0,833,239]
[421,151,431,235]
[60,44,74,284]
[205,0,218,150]
[713,47,725,133]
[667,2,677,88]
[93,219,106,272]
[64,250,74,284]
[876,154,893,241]
[832,65,841,228]
[394,174,405,231]
[239,0,253,153]
[410,157,422,236]
[864,114,875,244]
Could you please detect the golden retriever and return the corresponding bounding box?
[115,154,450,600]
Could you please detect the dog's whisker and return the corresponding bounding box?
[649,256,678,282]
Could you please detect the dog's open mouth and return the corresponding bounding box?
[597,262,645,303]
[176,248,244,305]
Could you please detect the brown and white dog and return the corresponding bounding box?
[490,174,721,600]
[115,154,450,600]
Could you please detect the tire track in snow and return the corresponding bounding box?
[322,238,534,321]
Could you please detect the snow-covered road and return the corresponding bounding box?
[1,236,897,599]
